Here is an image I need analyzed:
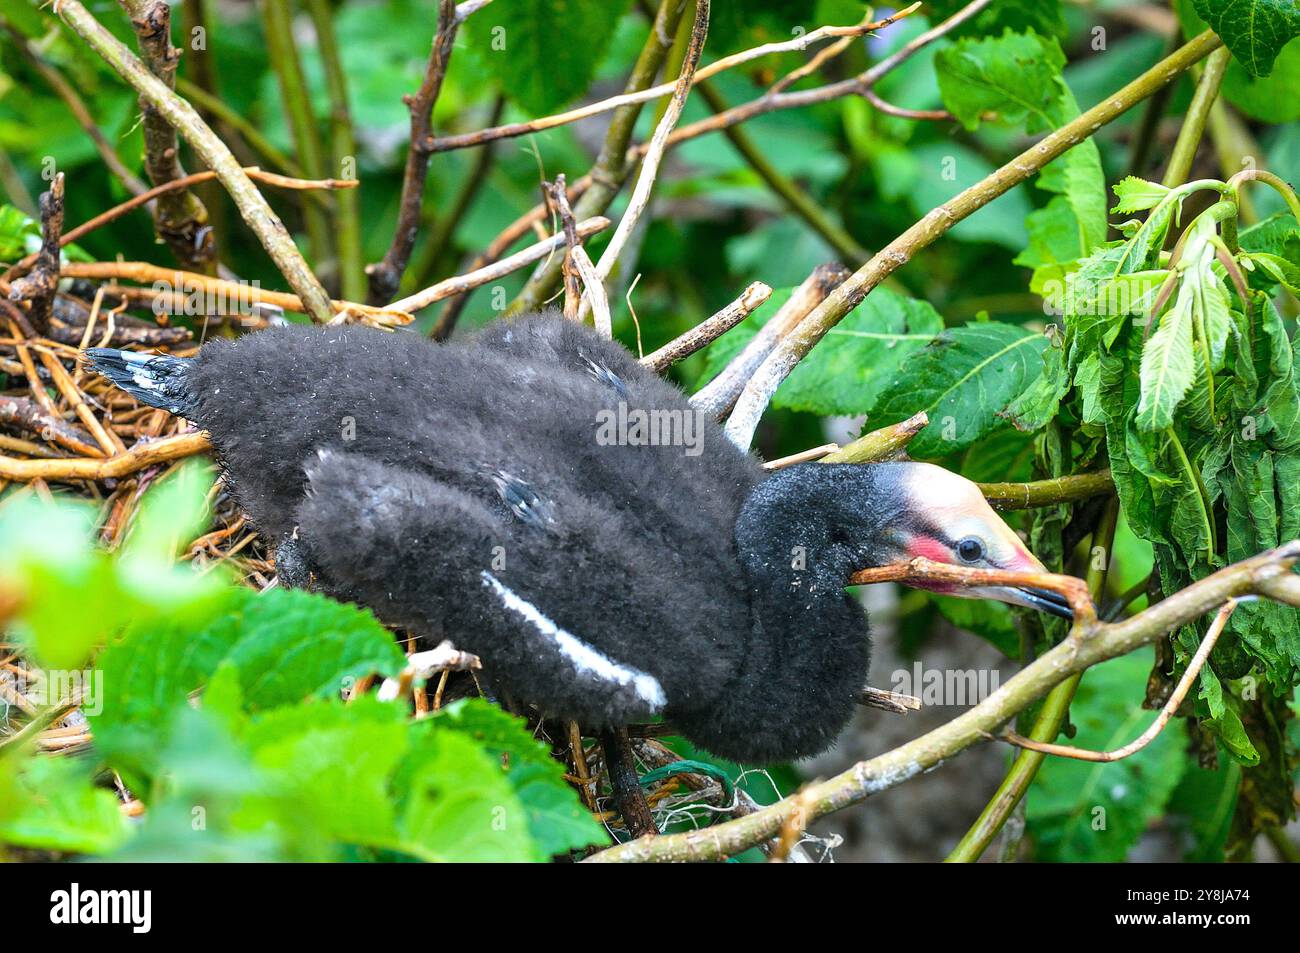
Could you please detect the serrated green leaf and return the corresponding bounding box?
[1112,176,1172,213]
[701,287,942,417]
[1192,0,1300,77]
[427,699,608,855]
[871,322,1049,457]
[1137,287,1196,431]
[465,0,632,113]
[934,30,1065,133]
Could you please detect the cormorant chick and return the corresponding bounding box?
[86,313,1067,763]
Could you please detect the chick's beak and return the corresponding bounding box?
[971,536,1074,621]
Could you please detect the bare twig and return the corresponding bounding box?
[857,686,921,713]
[389,216,611,315]
[691,262,850,420]
[640,281,772,373]
[0,431,209,482]
[822,412,928,464]
[366,0,460,305]
[7,174,65,334]
[1002,601,1238,762]
[428,4,920,154]
[977,470,1115,511]
[585,0,711,313]
[600,726,657,838]
[117,0,215,273]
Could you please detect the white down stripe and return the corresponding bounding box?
[480,570,666,710]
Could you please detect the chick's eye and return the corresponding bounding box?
[956,536,984,563]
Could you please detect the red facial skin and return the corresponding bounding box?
[904,536,961,594]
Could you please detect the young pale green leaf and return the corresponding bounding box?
[1111,176,1172,213]
[1136,286,1197,432]
[1027,654,1188,861]
[870,322,1049,457]
[701,287,943,417]
[1192,0,1300,77]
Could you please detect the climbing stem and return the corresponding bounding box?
[1161,46,1230,188]
[1226,169,1300,224]
[944,499,1118,863]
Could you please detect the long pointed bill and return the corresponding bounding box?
[980,585,1074,620]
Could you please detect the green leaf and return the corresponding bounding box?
[1192,0,1300,77]
[1111,176,1172,214]
[1136,286,1197,432]
[932,596,1020,656]
[1028,654,1188,861]
[934,30,1066,133]
[0,756,130,855]
[92,587,406,778]
[1166,750,1241,861]
[396,728,537,862]
[465,0,632,113]
[871,322,1050,457]
[701,287,942,417]
[427,699,609,855]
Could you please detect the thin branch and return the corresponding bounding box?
[640,281,771,373]
[1002,601,1237,763]
[508,0,688,315]
[543,176,583,320]
[723,30,1226,451]
[601,727,657,838]
[1162,46,1231,189]
[977,470,1115,511]
[55,0,335,323]
[60,261,409,326]
[366,0,459,305]
[428,4,919,154]
[857,686,921,714]
[117,0,215,273]
[657,0,991,154]
[3,168,356,283]
[822,412,929,464]
[175,78,304,179]
[7,174,65,334]
[10,26,148,197]
[389,216,611,315]
[585,541,1300,862]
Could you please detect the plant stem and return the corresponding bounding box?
[175,77,306,179]
[945,498,1118,863]
[304,0,364,301]
[1162,46,1230,188]
[261,0,333,274]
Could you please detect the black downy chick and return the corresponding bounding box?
[86,312,1068,763]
